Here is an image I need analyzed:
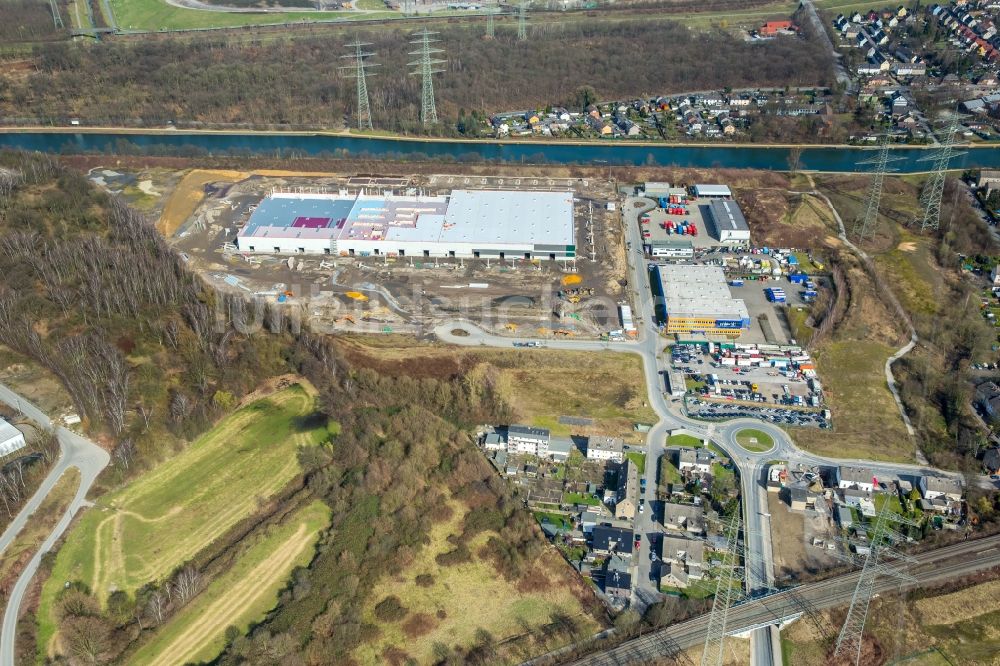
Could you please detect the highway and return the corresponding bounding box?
[559,532,1000,666]
[0,384,110,666]
[435,194,978,665]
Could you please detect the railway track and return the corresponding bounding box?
[531,534,1000,666]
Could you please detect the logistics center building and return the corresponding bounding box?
[236,189,576,260]
[650,264,750,338]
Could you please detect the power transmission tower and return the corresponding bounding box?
[833,499,919,666]
[517,0,528,41]
[49,0,65,29]
[339,40,379,131]
[915,115,967,232]
[701,512,745,666]
[852,135,904,242]
[408,30,446,125]
[486,5,496,38]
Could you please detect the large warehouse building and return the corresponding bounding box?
[236,189,576,260]
[705,199,751,244]
[650,264,750,338]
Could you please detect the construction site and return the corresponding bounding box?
[167,171,628,339]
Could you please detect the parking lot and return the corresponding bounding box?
[686,399,829,428]
[670,345,828,428]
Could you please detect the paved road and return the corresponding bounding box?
[801,0,851,87]
[0,384,109,666]
[558,532,1000,666]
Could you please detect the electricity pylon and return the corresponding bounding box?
[339,41,378,131]
[49,0,64,29]
[852,134,904,242]
[408,30,446,125]
[833,499,920,666]
[701,512,745,666]
[915,115,967,232]
[485,5,496,38]
[517,0,528,41]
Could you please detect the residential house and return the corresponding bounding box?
[483,432,506,451]
[591,525,634,556]
[984,448,1000,475]
[975,380,1000,421]
[660,535,705,587]
[841,488,875,516]
[920,475,963,502]
[587,436,625,463]
[580,510,601,534]
[604,554,632,600]
[788,486,817,511]
[677,448,712,474]
[837,466,877,492]
[547,438,574,462]
[614,459,639,521]
[663,502,705,534]
[836,505,854,528]
[507,424,550,456]
[661,563,689,589]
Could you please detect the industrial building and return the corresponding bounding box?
[650,265,750,338]
[692,184,733,198]
[705,199,751,244]
[0,418,26,457]
[236,189,576,260]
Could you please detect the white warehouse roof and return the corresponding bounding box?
[693,184,733,197]
[437,190,574,246]
[0,417,26,457]
[656,264,750,320]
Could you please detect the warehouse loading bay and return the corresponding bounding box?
[170,172,628,337]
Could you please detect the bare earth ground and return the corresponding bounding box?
[0,346,76,423]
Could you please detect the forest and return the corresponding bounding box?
[0,0,66,43]
[0,20,833,132]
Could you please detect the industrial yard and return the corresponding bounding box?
[166,171,628,339]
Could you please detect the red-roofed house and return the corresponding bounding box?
[760,20,794,36]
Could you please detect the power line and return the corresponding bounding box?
[833,499,919,666]
[339,40,379,131]
[49,0,64,30]
[517,0,528,41]
[852,134,904,242]
[408,30,446,125]
[915,115,967,232]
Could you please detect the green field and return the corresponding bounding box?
[735,429,775,453]
[626,451,647,474]
[563,491,600,506]
[130,501,330,666]
[37,383,331,656]
[667,433,704,448]
[108,0,390,31]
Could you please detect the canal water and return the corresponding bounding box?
[1,130,999,173]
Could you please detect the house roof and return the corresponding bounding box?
[663,502,704,523]
[605,568,632,592]
[661,535,705,564]
[984,448,1000,471]
[508,424,550,439]
[592,525,634,554]
[925,475,963,496]
[839,466,876,484]
[588,436,624,454]
[548,439,574,456]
